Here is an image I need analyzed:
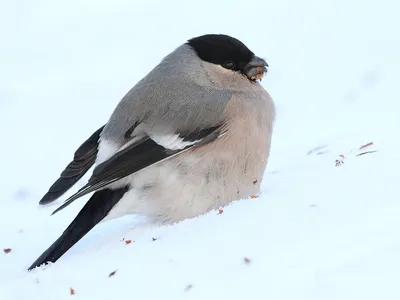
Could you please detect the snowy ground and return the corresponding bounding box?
[1,0,400,299]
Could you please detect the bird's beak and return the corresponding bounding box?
[242,56,268,82]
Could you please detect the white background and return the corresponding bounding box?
[1,0,399,299]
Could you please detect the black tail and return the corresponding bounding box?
[39,125,105,205]
[28,186,128,270]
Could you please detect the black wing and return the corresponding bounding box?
[39,126,105,205]
[51,125,224,215]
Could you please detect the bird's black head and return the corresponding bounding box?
[187,34,268,82]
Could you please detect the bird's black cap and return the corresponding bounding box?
[187,34,255,72]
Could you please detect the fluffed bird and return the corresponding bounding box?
[28,34,275,270]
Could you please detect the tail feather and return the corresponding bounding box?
[39,125,105,205]
[28,186,128,270]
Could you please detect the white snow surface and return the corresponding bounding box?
[1,0,400,299]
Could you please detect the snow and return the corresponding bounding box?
[1,0,400,299]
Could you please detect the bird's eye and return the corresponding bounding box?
[223,61,235,70]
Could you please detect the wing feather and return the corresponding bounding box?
[51,125,225,215]
[39,125,105,205]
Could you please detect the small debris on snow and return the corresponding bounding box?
[360,142,374,150]
[184,284,193,292]
[335,154,345,167]
[330,142,377,165]
[244,257,252,264]
[3,248,11,254]
[152,237,157,242]
[69,287,75,295]
[124,239,133,245]
[252,179,258,185]
[218,208,224,215]
[335,159,344,167]
[109,270,118,278]
[356,150,378,157]
[250,195,259,199]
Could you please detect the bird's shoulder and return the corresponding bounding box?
[102,66,232,143]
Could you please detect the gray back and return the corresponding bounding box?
[102,45,232,144]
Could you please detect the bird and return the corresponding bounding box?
[28,33,275,271]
